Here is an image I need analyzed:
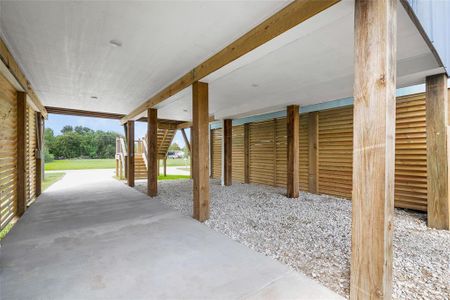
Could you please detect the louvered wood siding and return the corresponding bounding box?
[299,114,309,190]
[209,93,436,212]
[395,94,427,211]
[318,107,354,199]
[249,120,276,185]
[211,128,222,179]
[0,74,17,229]
[232,125,245,182]
[26,106,37,206]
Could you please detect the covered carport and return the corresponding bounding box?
[1,0,449,299]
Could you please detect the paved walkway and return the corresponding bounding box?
[1,170,342,299]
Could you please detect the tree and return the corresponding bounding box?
[169,142,181,151]
[61,125,73,134]
[45,125,121,160]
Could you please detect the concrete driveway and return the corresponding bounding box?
[1,169,342,300]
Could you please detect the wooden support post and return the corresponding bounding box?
[35,112,43,197]
[308,112,319,193]
[190,128,193,179]
[126,121,135,187]
[426,73,450,230]
[16,92,27,216]
[244,123,250,183]
[287,105,299,198]
[223,119,232,186]
[147,108,158,196]
[163,158,167,177]
[123,124,128,179]
[351,0,397,299]
[181,128,191,153]
[192,81,210,222]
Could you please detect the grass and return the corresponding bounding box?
[163,158,190,167]
[43,172,66,191]
[45,159,115,170]
[0,222,15,240]
[158,175,190,180]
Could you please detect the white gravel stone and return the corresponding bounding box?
[135,179,450,299]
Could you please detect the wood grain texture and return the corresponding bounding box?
[350,0,397,299]
[287,105,299,198]
[16,92,26,217]
[0,73,17,229]
[126,121,135,187]
[232,125,245,183]
[211,128,222,180]
[299,113,309,191]
[192,82,209,222]
[147,108,158,197]
[223,119,232,186]
[244,124,250,183]
[25,106,36,206]
[426,74,450,229]
[308,112,318,193]
[120,0,341,124]
[318,107,353,198]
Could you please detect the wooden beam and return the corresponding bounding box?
[350,0,397,299]
[0,38,47,118]
[35,112,44,197]
[426,73,450,230]
[287,105,299,198]
[16,92,27,216]
[148,109,158,196]
[126,121,135,187]
[181,128,191,153]
[308,112,319,193]
[121,0,340,124]
[46,106,124,120]
[163,158,167,177]
[223,119,232,186]
[192,82,210,222]
[244,123,250,184]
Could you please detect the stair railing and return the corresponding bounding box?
[115,137,128,179]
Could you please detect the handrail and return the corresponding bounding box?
[142,138,148,169]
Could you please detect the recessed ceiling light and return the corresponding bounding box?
[90,96,98,100]
[251,83,259,88]
[109,39,122,47]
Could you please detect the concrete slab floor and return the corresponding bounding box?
[1,170,343,300]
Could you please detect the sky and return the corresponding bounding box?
[46,114,189,148]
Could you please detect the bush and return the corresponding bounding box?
[44,147,54,163]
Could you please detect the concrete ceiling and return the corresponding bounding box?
[0,0,444,122]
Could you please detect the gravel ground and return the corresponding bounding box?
[135,179,450,299]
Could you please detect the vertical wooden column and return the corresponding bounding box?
[244,123,250,183]
[192,81,210,222]
[223,119,232,186]
[190,128,193,178]
[147,108,158,196]
[308,112,319,193]
[35,112,43,197]
[287,105,299,198]
[16,92,27,217]
[351,0,397,299]
[426,73,450,230]
[123,124,129,179]
[126,121,135,187]
[163,158,167,177]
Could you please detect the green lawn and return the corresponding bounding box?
[158,174,190,180]
[45,159,116,170]
[43,172,66,191]
[163,158,190,167]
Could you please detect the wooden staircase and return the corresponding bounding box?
[133,127,178,179]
